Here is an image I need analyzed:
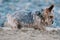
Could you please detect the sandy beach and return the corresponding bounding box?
[0,27,60,40]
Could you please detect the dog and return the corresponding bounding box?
[33,5,54,31]
[4,5,54,31]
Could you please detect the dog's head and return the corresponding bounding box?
[36,5,54,26]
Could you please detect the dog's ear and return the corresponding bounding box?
[48,4,54,12]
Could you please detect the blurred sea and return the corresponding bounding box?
[0,0,60,27]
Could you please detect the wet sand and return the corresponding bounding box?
[0,27,60,40]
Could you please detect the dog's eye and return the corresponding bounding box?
[49,16,53,18]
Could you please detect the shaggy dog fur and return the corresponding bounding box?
[4,14,21,30]
[4,5,54,31]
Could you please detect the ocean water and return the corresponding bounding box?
[0,0,60,27]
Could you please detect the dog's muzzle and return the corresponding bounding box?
[52,21,54,24]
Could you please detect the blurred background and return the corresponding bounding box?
[0,0,60,28]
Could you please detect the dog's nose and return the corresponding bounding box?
[52,21,54,24]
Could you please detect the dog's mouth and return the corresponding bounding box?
[45,21,54,26]
[41,19,54,26]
